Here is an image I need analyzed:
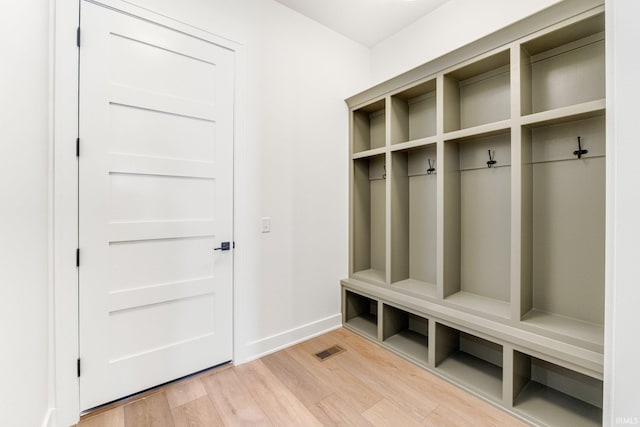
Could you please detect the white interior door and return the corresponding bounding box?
[78,1,234,410]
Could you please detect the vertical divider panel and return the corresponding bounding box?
[377,300,384,341]
[520,129,533,318]
[341,286,347,324]
[436,75,446,300]
[436,139,445,300]
[512,349,532,404]
[516,44,535,319]
[510,45,523,321]
[502,344,515,407]
[349,111,355,276]
[428,318,437,368]
[385,96,392,285]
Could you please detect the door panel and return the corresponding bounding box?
[79,1,234,410]
[109,105,216,161]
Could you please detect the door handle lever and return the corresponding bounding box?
[214,241,231,251]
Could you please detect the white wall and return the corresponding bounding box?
[604,0,640,424]
[369,0,561,84]
[118,0,370,362]
[0,1,52,426]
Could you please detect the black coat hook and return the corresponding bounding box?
[487,150,497,168]
[427,158,436,175]
[573,136,588,159]
[382,164,386,179]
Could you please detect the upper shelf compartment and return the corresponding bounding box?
[353,99,386,154]
[520,12,605,116]
[444,50,510,133]
[391,80,437,145]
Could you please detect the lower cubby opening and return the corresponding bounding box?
[513,351,602,426]
[435,323,503,401]
[344,290,378,339]
[382,304,428,366]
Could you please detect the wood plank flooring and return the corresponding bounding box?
[77,328,525,427]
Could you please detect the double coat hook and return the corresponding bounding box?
[573,136,588,159]
[487,150,497,168]
[427,158,436,175]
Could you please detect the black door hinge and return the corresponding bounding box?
[77,358,81,377]
[76,138,80,157]
[76,248,80,267]
[76,27,81,48]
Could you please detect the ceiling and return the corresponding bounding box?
[274,0,450,47]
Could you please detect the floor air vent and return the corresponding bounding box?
[314,345,345,361]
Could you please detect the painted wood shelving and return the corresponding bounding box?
[342,2,605,425]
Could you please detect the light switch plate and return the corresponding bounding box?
[261,217,271,233]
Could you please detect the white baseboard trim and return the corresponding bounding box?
[238,313,342,364]
[41,408,55,427]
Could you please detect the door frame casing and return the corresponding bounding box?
[53,1,245,424]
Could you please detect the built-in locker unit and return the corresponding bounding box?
[342,2,606,425]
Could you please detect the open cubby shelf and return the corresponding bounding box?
[342,284,605,426]
[353,99,386,153]
[513,351,603,426]
[344,290,378,339]
[444,50,510,132]
[344,5,605,425]
[515,382,602,427]
[382,304,429,366]
[521,13,605,116]
[435,324,503,401]
[391,80,437,144]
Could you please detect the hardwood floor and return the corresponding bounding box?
[77,328,525,427]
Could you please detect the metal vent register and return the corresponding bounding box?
[314,345,345,361]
